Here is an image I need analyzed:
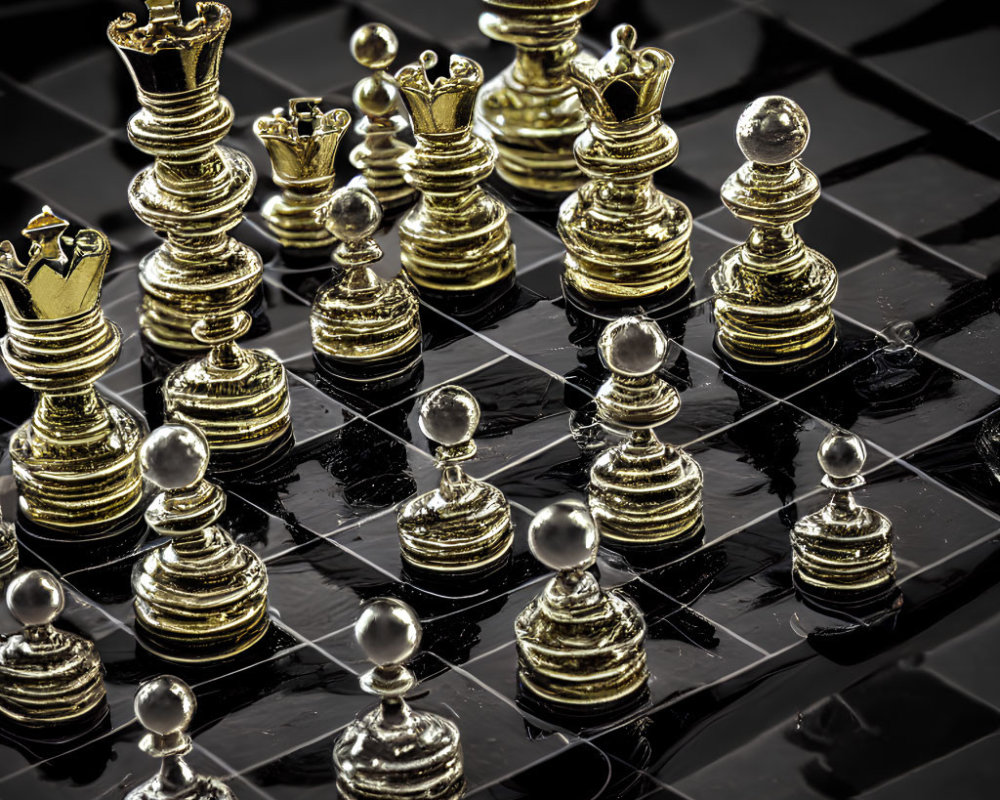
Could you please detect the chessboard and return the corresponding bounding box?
[2,0,1000,798]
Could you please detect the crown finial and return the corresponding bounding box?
[21,207,70,264]
[145,0,181,25]
[396,51,484,135]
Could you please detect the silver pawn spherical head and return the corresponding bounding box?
[351,23,399,70]
[321,186,382,243]
[419,385,480,447]
[818,429,866,480]
[736,96,810,166]
[141,424,209,491]
[356,598,422,667]
[528,500,599,573]
[6,569,64,627]
[135,676,196,736]
[599,316,669,378]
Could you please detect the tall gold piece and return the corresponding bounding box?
[396,51,516,296]
[516,501,648,708]
[110,1,293,469]
[791,430,895,596]
[0,510,16,580]
[588,317,703,545]
[350,24,416,214]
[397,386,513,574]
[477,0,599,192]
[0,570,107,728]
[311,187,422,383]
[559,25,692,306]
[133,425,270,663]
[0,210,144,538]
[255,98,352,251]
[711,96,838,367]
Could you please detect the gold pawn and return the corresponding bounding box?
[350,24,417,214]
[255,98,352,251]
[588,316,703,546]
[559,24,693,306]
[0,209,144,538]
[477,0,598,192]
[396,51,516,299]
[711,96,838,367]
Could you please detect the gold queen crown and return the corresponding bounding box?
[255,99,352,187]
[108,0,231,94]
[571,24,672,128]
[395,51,484,136]
[0,208,110,324]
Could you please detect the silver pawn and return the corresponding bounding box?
[126,675,235,800]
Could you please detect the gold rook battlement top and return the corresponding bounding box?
[255,99,352,188]
[396,51,483,136]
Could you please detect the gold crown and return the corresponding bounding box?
[255,99,352,187]
[571,24,672,127]
[108,0,231,95]
[0,208,110,323]
[395,51,484,136]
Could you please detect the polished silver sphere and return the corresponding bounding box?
[351,23,399,70]
[528,500,599,572]
[323,186,382,243]
[356,598,422,667]
[141,424,209,490]
[134,675,196,736]
[599,316,668,378]
[419,385,480,446]
[736,96,810,166]
[6,569,63,627]
[818,429,866,479]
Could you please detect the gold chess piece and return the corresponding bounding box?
[0,570,108,729]
[791,430,895,597]
[396,51,517,300]
[335,598,464,800]
[127,676,236,800]
[516,501,648,708]
[0,509,16,580]
[110,1,293,470]
[477,0,598,192]
[350,23,416,214]
[559,25,692,307]
[588,317,703,546]
[0,209,144,538]
[255,98,352,251]
[711,96,838,367]
[311,186,422,384]
[133,425,270,663]
[397,385,513,574]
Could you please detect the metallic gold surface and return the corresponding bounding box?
[133,426,270,663]
[0,210,144,538]
[559,25,692,305]
[397,386,513,573]
[711,96,838,367]
[588,317,703,545]
[0,570,107,727]
[350,24,416,214]
[476,0,598,192]
[311,187,422,382]
[396,52,516,294]
[791,430,895,595]
[0,511,15,581]
[255,98,352,251]
[110,1,293,468]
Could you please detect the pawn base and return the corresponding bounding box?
[125,775,237,800]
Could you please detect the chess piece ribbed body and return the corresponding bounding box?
[396,52,516,300]
[0,570,108,730]
[0,511,16,580]
[334,599,464,800]
[255,98,352,252]
[311,187,422,384]
[133,425,269,663]
[516,501,648,708]
[109,1,293,470]
[397,386,512,574]
[350,24,416,214]
[476,0,598,192]
[791,430,895,597]
[0,209,144,538]
[588,317,703,545]
[559,25,692,307]
[711,96,838,367]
